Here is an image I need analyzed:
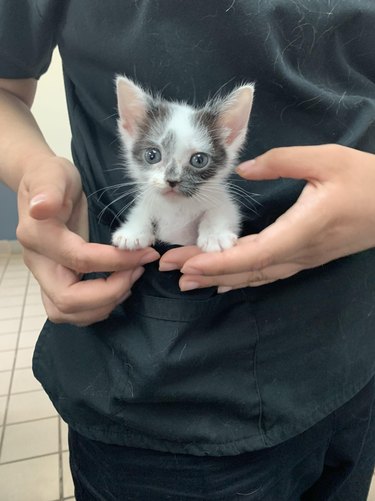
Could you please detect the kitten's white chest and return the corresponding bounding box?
[111,188,241,252]
[155,201,201,245]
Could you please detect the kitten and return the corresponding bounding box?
[111,76,254,252]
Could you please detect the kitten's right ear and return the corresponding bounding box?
[116,76,149,138]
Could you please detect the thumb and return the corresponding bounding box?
[23,157,81,221]
[29,187,66,220]
[236,144,342,183]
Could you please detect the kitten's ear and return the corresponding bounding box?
[218,84,254,151]
[116,75,149,138]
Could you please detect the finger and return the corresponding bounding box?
[27,250,145,313]
[180,200,319,277]
[42,291,131,327]
[20,223,160,273]
[180,262,302,291]
[236,144,347,182]
[45,267,144,314]
[159,246,201,271]
[19,158,82,220]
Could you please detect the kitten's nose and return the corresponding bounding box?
[167,180,178,188]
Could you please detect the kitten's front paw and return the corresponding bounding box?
[112,227,155,250]
[197,231,238,252]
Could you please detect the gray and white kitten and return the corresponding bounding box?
[111,76,254,252]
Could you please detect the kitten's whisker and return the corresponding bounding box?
[97,192,135,223]
[111,186,154,227]
[191,190,222,210]
[87,182,144,198]
[200,185,261,215]
[205,182,263,207]
[226,184,263,206]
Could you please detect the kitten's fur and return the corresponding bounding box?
[112,76,254,252]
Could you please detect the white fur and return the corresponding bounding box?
[111,76,254,252]
[111,185,240,251]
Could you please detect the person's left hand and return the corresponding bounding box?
[159,144,375,291]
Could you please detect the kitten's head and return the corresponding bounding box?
[116,75,254,199]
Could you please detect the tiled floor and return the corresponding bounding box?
[0,249,75,501]
[0,246,374,501]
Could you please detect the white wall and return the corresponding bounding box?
[32,49,72,160]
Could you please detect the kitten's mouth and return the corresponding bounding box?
[162,187,181,197]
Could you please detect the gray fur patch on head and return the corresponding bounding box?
[132,101,171,167]
[120,81,253,201]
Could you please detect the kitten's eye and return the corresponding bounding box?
[190,152,209,168]
[144,148,162,164]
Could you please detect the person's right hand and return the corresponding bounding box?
[16,155,159,326]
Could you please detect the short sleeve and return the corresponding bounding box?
[0,0,64,79]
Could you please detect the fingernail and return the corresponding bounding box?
[139,251,159,265]
[180,281,200,291]
[236,159,256,174]
[217,286,233,294]
[180,266,201,275]
[30,194,47,207]
[131,266,145,282]
[159,262,179,272]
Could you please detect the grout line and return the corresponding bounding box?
[0,315,41,322]
[0,367,16,374]
[0,348,20,354]
[2,387,43,398]
[0,270,30,458]
[4,415,58,428]
[0,450,59,466]
[0,253,11,286]
[0,347,30,354]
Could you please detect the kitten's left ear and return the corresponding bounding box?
[219,84,254,152]
[116,75,149,138]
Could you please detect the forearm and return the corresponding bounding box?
[0,85,55,192]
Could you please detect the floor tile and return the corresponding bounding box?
[0,295,24,307]
[0,306,23,321]
[369,478,375,501]
[1,277,28,288]
[25,293,44,306]
[63,451,75,498]
[18,329,40,349]
[15,347,33,369]
[7,389,57,424]
[0,396,6,423]
[0,350,16,371]
[0,286,26,297]
[0,333,18,351]
[0,454,59,501]
[0,318,20,334]
[2,269,28,278]
[27,283,42,294]
[21,315,46,333]
[61,419,69,451]
[1,417,59,463]
[11,367,41,393]
[0,371,11,396]
[23,302,47,317]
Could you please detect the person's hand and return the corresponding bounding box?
[17,155,159,325]
[159,144,375,291]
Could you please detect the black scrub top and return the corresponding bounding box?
[1,0,375,456]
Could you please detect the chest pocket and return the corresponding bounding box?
[100,272,262,449]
